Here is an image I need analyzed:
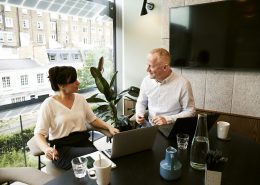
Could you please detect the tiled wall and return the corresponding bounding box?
[161,0,260,118]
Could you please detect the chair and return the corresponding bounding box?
[27,124,112,176]
[0,167,55,185]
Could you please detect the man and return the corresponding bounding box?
[135,48,196,127]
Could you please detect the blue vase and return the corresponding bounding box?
[160,146,182,181]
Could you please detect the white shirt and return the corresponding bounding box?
[136,72,196,124]
[34,93,96,140]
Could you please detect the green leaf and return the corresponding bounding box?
[86,97,107,103]
[90,67,112,101]
[88,93,99,98]
[109,71,118,88]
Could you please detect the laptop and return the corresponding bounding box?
[158,113,219,139]
[158,117,198,139]
[94,126,158,159]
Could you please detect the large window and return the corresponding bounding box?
[0,0,116,168]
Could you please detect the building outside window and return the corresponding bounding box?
[7,32,13,42]
[20,75,28,86]
[2,76,11,88]
[37,73,44,84]
[37,21,43,29]
[0,0,116,169]
[37,33,45,43]
[5,17,13,27]
[50,21,56,31]
[48,53,56,61]
[0,32,4,42]
[23,20,29,29]
[60,53,68,60]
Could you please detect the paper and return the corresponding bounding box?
[205,170,222,185]
[81,151,116,172]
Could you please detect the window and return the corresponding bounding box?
[51,34,56,40]
[0,0,115,169]
[37,21,43,29]
[60,53,68,60]
[48,53,56,61]
[37,34,45,43]
[37,73,44,84]
[5,17,13,28]
[83,38,87,44]
[2,76,11,88]
[11,96,25,103]
[72,25,78,32]
[50,21,56,31]
[72,53,80,60]
[20,75,28,86]
[7,32,13,42]
[23,20,29,28]
[0,32,4,42]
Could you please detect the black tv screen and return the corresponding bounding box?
[169,0,260,70]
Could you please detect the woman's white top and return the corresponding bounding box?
[34,93,96,140]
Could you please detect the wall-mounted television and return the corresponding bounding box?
[169,0,260,70]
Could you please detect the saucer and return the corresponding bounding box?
[217,136,231,141]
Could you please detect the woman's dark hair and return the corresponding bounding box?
[48,66,77,91]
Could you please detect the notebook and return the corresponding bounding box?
[93,126,158,159]
[81,151,117,172]
[158,114,219,139]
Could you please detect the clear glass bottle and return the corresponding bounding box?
[190,113,209,170]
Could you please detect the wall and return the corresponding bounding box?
[122,0,260,118]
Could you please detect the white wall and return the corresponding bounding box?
[122,0,162,89]
[122,0,260,118]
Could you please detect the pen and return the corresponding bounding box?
[52,145,56,160]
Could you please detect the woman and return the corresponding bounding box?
[34,66,119,170]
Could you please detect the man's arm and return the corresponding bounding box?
[164,81,196,124]
[135,81,148,124]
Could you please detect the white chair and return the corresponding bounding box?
[0,167,54,185]
[27,124,112,176]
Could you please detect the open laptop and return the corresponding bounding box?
[158,113,219,139]
[93,126,158,159]
[158,117,197,139]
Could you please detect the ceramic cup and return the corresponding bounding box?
[217,121,230,139]
[71,157,87,178]
[88,158,112,185]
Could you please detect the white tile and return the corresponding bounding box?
[232,71,260,117]
[204,70,234,112]
[181,68,207,109]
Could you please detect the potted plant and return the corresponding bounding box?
[86,57,140,131]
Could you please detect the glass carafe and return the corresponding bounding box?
[190,113,209,170]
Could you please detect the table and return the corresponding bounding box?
[45,126,260,185]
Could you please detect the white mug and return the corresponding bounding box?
[217,121,230,139]
[88,158,112,185]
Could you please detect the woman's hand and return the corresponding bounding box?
[44,146,58,161]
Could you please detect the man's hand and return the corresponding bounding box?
[152,116,167,125]
[136,114,145,124]
[108,127,120,135]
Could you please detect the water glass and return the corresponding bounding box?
[176,133,189,150]
[71,157,87,178]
